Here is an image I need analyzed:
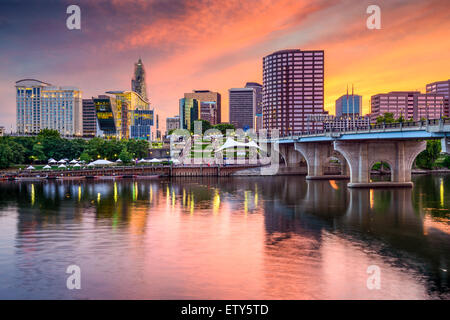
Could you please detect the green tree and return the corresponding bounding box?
[443,155,450,168]
[126,139,149,159]
[0,144,13,169]
[376,112,395,124]
[30,143,46,162]
[396,115,405,123]
[118,148,133,163]
[415,140,441,169]
[86,137,105,160]
[79,151,91,163]
[213,123,235,134]
[38,129,61,139]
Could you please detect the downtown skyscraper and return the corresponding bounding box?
[131,58,148,102]
[16,79,82,136]
[262,49,324,135]
[184,90,221,125]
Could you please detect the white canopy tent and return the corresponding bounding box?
[58,164,67,169]
[43,165,52,170]
[26,166,35,170]
[73,163,81,168]
[88,159,114,166]
[57,159,66,164]
[69,159,78,164]
[149,158,162,163]
[48,158,57,164]
[215,138,263,152]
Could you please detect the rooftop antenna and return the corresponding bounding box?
[352,84,355,129]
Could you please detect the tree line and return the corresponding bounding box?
[0,129,149,169]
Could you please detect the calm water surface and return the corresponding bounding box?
[0,175,449,299]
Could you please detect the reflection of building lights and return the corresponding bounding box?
[78,186,81,202]
[329,180,339,190]
[369,189,374,209]
[183,189,186,207]
[172,189,175,208]
[213,189,220,214]
[150,187,153,203]
[190,192,194,215]
[166,185,170,207]
[440,178,444,208]
[134,182,138,201]
[97,192,101,203]
[31,184,35,206]
[254,183,258,208]
[114,182,118,203]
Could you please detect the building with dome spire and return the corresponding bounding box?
[131,58,148,102]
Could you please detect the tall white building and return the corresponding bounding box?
[16,79,82,136]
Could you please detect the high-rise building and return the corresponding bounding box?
[131,58,148,102]
[16,79,82,136]
[229,88,255,130]
[245,82,263,130]
[335,92,362,117]
[184,90,221,124]
[426,79,450,98]
[166,116,180,135]
[370,91,446,122]
[426,79,450,117]
[94,90,151,139]
[82,99,97,137]
[179,98,199,131]
[200,101,219,125]
[262,49,324,135]
[130,109,154,140]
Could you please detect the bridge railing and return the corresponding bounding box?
[276,118,450,139]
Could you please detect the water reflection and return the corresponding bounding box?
[0,175,448,299]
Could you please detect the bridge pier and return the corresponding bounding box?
[294,142,349,180]
[334,140,426,188]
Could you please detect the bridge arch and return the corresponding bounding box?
[334,140,426,187]
[293,142,349,179]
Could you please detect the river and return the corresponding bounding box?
[0,174,449,299]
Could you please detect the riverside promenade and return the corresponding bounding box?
[0,164,263,180]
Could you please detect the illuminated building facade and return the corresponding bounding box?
[130,109,154,140]
[184,90,221,124]
[179,98,199,131]
[262,49,324,135]
[16,79,82,136]
[94,91,151,139]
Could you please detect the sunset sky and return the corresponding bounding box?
[0,0,449,132]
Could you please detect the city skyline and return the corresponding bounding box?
[1,0,449,133]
